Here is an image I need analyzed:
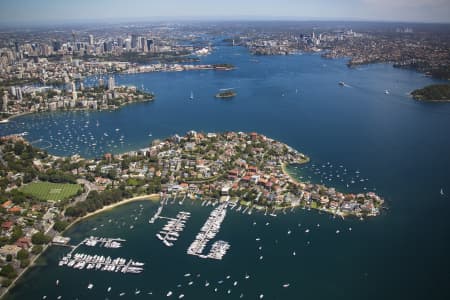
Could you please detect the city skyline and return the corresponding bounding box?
[0,0,449,25]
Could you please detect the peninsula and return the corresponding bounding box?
[411,83,450,102]
[0,78,155,122]
[0,131,384,294]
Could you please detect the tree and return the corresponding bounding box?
[20,258,30,268]
[0,263,17,279]
[53,220,69,232]
[1,278,12,287]
[17,249,29,260]
[31,231,50,245]
[31,245,43,255]
[9,226,23,243]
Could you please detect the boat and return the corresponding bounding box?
[179,294,185,299]
[119,292,126,296]
[167,291,173,297]
[338,81,345,86]
[283,283,290,288]
[215,88,236,99]
[56,280,59,286]
[87,283,94,289]
[440,188,444,196]
[384,89,390,95]
[189,91,194,100]
[107,286,111,292]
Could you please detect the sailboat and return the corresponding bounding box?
[189,91,194,100]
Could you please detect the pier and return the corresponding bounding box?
[56,236,145,274]
[156,211,191,247]
[187,203,230,260]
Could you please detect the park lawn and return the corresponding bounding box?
[20,181,82,201]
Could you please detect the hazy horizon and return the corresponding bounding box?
[0,0,449,26]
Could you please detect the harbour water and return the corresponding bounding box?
[1,43,450,299]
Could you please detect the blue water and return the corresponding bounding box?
[2,44,450,299]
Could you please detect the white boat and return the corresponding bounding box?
[179,294,185,299]
[384,89,390,95]
[107,287,111,292]
[87,283,94,289]
[189,91,194,100]
[167,291,173,297]
[283,283,290,288]
[441,188,444,196]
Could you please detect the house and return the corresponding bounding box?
[8,206,22,214]
[15,237,32,250]
[1,221,14,232]
[0,244,22,257]
[1,200,13,209]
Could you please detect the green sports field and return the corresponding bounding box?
[20,182,82,201]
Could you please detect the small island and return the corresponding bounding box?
[411,83,450,102]
[215,89,237,99]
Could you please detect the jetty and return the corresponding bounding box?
[187,203,230,260]
[156,211,191,247]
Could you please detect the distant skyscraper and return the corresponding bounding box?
[146,39,153,52]
[15,87,22,100]
[131,34,138,49]
[10,86,16,97]
[108,76,115,91]
[139,37,146,52]
[71,82,77,100]
[2,93,8,112]
[89,34,94,45]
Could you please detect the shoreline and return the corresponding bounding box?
[64,193,160,230]
[0,193,160,299]
[0,97,155,124]
[281,158,310,185]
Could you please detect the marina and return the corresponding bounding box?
[187,203,230,260]
[58,253,144,274]
[156,211,191,247]
[56,236,144,274]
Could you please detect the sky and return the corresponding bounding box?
[0,0,449,24]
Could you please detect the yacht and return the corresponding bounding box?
[87,283,94,289]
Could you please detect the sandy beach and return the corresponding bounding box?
[65,193,161,230]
